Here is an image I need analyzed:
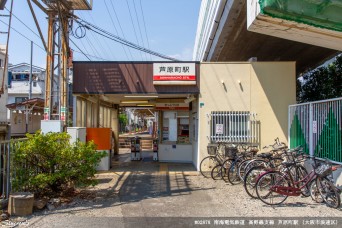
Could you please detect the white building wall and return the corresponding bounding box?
[0,50,8,122]
[192,0,226,61]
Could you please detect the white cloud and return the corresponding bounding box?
[169,47,193,61]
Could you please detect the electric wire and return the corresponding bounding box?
[4,6,41,40]
[69,38,91,61]
[108,0,134,60]
[84,35,102,59]
[0,11,110,63]
[104,0,130,60]
[139,0,152,60]
[85,11,117,60]
[74,18,178,61]
[78,11,110,60]
[78,36,94,59]
[125,0,144,60]
[132,0,148,60]
[0,19,45,52]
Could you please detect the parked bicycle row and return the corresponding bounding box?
[200,138,341,209]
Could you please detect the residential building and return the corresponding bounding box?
[0,45,9,139]
[7,63,46,105]
[6,63,46,136]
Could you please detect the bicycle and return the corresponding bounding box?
[255,156,341,208]
[241,138,287,179]
[200,142,227,178]
[212,143,256,182]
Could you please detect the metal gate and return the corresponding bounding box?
[208,111,259,143]
[288,98,342,163]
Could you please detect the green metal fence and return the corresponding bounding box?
[258,0,342,32]
[289,98,342,163]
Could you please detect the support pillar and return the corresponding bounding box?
[60,15,69,128]
[111,108,119,155]
[44,12,56,120]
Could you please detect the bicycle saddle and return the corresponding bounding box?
[281,161,296,167]
[257,153,272,158]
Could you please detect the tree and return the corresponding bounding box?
[119,113,128,132]
[297,55,342,103]
[11,132,106,197]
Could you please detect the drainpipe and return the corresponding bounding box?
[203,0,227,61]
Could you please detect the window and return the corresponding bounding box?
[210,111,258,143]
[161,110,190,144]
[13,74,29,81]
[15,97,28,103]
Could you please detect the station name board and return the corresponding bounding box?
[155,103,189,110]
[153,63,196,85]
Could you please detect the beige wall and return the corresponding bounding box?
[197,62,296,169]
[75,96,119,154]
[10,111,42,136]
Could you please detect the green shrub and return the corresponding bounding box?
[11,132,107,197]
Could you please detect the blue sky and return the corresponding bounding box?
[0,0,201,67]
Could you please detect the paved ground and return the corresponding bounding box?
[6,150,342,227]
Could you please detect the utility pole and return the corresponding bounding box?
[29,40,33,99]
[26,40,33,133]
[27,0,92,131]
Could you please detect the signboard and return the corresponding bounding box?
[44,107,50,120]
[153,63,196,85]
[313,121,317,134]
[61,106,66,122]
[155,103,189,110]
[216,124,224,134]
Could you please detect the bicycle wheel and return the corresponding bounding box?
[243,166,266,199]
[200,156,220,178]
[256,171,289,205]
[221,159,232,182]
[211,164,223,180]
[244,159,267,174]
[316,177,341,209]
[309,179,324,203]
[295,165,310,197]
[238,159,252,181]
[227,162,241,185]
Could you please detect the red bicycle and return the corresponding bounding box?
[255,156,341,208]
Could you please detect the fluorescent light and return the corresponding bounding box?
[124,95,159,98]
[121,100,148,104]
[137,104,155,107]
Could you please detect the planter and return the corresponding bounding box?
[8,192,34,216]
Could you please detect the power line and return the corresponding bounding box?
[125,0,144,60]
[75,18,178,61]
[0,19,45,52]
[69,38,91,61]
[84,35,102,59]
[0,18,109,62]
[104,0,130,60]
[108,0,134,60]
[5,6,41,40]
[139,0,152,60]
[72,49,110,61]
[132,0,148,60]
[85,11,116,60]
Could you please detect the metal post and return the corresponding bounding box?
[288,105,291,148]
[309,103,314,156]
[29,41,33,99]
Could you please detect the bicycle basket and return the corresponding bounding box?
[207,145,217,155]
[315,163,332,177]
[225,147,238,157]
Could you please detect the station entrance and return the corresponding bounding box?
[72,61,200,169]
